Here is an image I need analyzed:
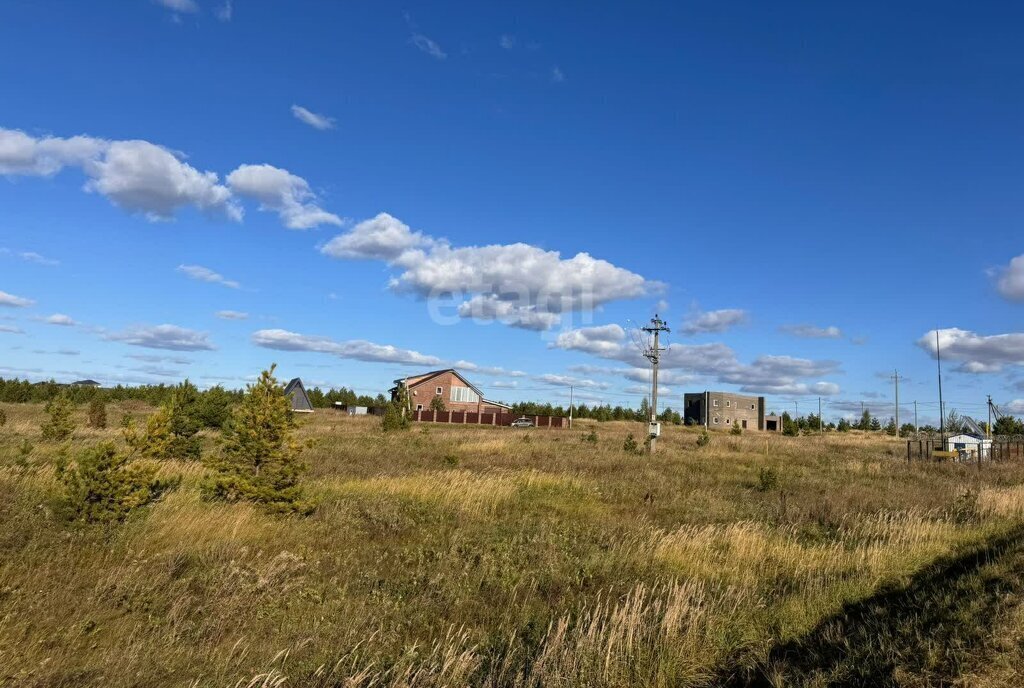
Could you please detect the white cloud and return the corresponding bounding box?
[1,127,337,230]
[19,251,59,266]
[492,380,518,389]
[157,0,199,12]
[0,290,35,308]
[499,34,516,49]
[322,213,656,330]
[215,310,249,320]
[43,313,77,326]
[918,328,1024,373]
[781,324,843,339]
[536,373,609,390]
[251,328,441,366]
[552,323,841,395]
[291,104,335,131]
[106,324,216,351]
[215,0,233,21]
[411,34,446,59]
[126,353,192,365]
[227,164,342,229]
[995,254,1024,301]
[681,308,747,335]
[1004,399,1024,415]
[0,324,25,334]
[551,66,566,83]
[177,264,241,289]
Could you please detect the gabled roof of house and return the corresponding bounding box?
[393,369,484,397]
[482,398,512,410]
[283,377,314,412]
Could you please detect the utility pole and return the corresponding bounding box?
[914,401,919,438]
[568,385,574,429]
[892,369,900,439]
[818,397,823,433]
[641,315,670,453]
[987,395,993,439]
[936,330,945,444]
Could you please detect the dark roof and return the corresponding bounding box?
[283,377,314,412]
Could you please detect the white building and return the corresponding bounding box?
[944,417,993,460]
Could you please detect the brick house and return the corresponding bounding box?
[391,369,511,414]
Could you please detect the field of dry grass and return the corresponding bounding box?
[3,401,1024,686]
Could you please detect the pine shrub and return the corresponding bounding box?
[0,407,6,427]
[123,381,202,460]
[382,385,410,432]
[202,365,314,514]
[696,430,711,448]
[41,393,75,441]
[57,442,174,524]
[87,399,107,429]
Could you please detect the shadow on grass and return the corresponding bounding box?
[720,525,1024,687]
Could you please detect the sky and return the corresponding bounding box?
[2,0,1024,425]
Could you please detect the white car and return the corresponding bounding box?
[511,417,534,428]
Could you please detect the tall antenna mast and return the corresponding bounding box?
[641,314,670,453]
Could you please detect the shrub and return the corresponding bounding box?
[0,407,6,427]
[582,430,598,444]
[382,386,410,432]
[195,385,235,429]
[623,433,641,454]
[757,466,780,492]
[443,454,459,467]
[87,399,107,429]
[57,442,174,524]
[429,395,447,412]
[41,393,75,441]
[696,430,711,448]
[202,365,314,514]
[731,420,742,436]
[124,381,202,461]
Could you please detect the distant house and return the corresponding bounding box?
[391,369,511,414]
[283,378,314,413]
[945,417,992,459]
[333,402,385,416]
[683,391,776,431]
[70,379,101,388]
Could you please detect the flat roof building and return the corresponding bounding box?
[683,391,777,431]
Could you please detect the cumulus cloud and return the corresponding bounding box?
[552,323,841,395]
[1,127,338,228]
[177,264,240,289]
[0,290,34,307]
[227,164,342,229]
[215,310,249,320]
[918,328,1024,373]
[291,104,335,131]
[42,313,77,326]
[411,34,446,59]
[106,324,216,351]
[681,308,747,336]
[0,324,24,334]
[251,328,441,366]
[1,248,60,266]
[995,254,1024,301]
[322,213,656,330]
[536,373,609,390]
[781,324,843,339]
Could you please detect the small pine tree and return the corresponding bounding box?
[124,406,174,460]
[696,430,711,448]
[202,365,313,514]
[837,418,851,433]
[429,395,446,412]
[382,385,410,432]
[870,417,882,432]
[885,417,897,436]
[57,442,173,524]
[0,407,6,427]
[123,381,202,460]
[41,393,75,441]
[87,399,107,429]
[731,420,743,435]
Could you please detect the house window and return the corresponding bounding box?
[751,404,756,410]
[713,417,719,424]
[436,386,443,395]
[713,399,719,407]
[726,400,731,408]
[416,404,423,411]
[726,418,731,425]
[742,420,747,429]
[450,386,480,404]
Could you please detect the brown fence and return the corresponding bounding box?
[907,439,1024,463]
[413,409,567,428]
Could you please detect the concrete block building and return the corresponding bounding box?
[683,391,778,431]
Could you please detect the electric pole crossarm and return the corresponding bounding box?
[640,315,670,454]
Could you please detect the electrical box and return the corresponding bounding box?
[648,422,661,438]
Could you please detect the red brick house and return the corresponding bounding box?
[391,369,511,414]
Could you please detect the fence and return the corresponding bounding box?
[412,409,567,428]
[906,439,1024,463]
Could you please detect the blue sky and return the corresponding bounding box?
[2,0,1024,423]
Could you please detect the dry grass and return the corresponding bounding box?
[2,401,1024,686]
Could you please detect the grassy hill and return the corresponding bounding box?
[2,401,1023,686]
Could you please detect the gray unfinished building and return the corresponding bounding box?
[683,391,781,431]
